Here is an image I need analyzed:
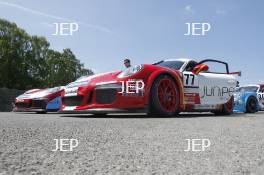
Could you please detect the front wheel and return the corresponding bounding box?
[149,75,179,117]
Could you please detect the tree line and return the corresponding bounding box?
[0,18,93,90]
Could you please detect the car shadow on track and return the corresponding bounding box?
[13,112,59,115]
[59,112,264,119]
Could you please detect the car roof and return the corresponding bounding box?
[163,58,195,63]
[240,84,260,88]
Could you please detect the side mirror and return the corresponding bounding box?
[192,64,209,75]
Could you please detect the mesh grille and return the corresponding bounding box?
[32,100,47,108]
[64,96,83,106]
[15,102,30,108]
[96,89,117,104]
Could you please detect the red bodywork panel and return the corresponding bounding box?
[61,64,186,111]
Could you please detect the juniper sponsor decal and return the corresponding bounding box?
[200,86,235,98]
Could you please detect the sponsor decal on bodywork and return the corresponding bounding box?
[184,93,200,104]
[258,93,264,106]
[200,86,235,99]
[64,87,78,97]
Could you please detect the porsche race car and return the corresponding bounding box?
[61,58,240,116]
[233,86,261,113]
[13,87,64,113]
[233,84,264,113]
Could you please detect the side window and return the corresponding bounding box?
[200,61,228,74]
[184,61,197,72]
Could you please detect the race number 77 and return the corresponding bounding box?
[184,74,195,85]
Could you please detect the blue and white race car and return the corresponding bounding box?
[233,85,262,113]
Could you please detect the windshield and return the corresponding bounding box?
[154,61,184,70]
[237,86,258,92]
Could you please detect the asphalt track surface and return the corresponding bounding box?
[0,112,264,175]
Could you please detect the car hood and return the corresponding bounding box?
[79,71,121,84]
[16,87,63,99]
[66,64,179,89]
[65,71,123,89]
[16,89,47,99]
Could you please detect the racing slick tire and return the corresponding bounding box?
[213,96,234,116]
[245,96,258,113]
[148,75,180,117]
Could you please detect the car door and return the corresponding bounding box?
[192,60,237,106]
[198,72,236,105]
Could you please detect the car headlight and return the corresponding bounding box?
[118,65,143,78]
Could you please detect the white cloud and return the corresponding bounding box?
[0,1,112,33]
[184,5,195,15]
[185,5,192,11]
[216,9,227,16]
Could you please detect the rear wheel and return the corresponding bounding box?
[148,75,179,117]
[246,96,258,113]
[213,96,234,115]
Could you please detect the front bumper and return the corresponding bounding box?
[13,108,46,112]
[13,99,46,112]
[61,82,146,113]
[13,97,61,112]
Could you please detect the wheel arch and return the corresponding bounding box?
[144,70,185,110]
[245,94,258,103]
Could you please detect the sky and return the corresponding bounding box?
[0,0,263,85]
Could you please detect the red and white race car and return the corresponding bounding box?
[13,87,64,113]
[61,59,240,116]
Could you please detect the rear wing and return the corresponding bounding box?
[228,71,242,76]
